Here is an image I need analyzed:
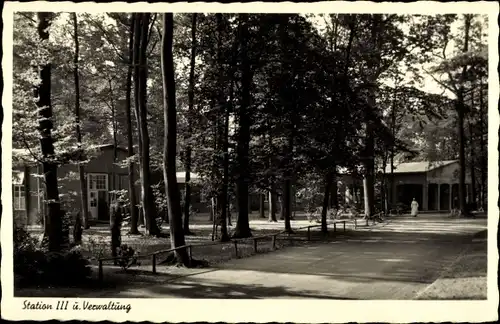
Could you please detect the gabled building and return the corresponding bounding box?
[12,144,138,225]
[337,160,472,212]
[12,144,227,226]
[386,160,472,211]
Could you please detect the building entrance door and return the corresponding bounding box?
[87,173,109,221]
[88,190,98,220]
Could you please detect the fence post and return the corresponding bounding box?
[343,221,346,232]
[98,260,103,283]
[234,240,238,258]
[272,235,276,250]
[152,254,156,274]
[253,238,258,253]
[334,222,337,232]
[307,227,311,241]
[188,245,193,264]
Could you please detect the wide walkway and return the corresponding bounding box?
[96,215,488,299]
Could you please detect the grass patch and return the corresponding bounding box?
[416,277,487,300]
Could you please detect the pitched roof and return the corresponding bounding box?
[385,160,457,174]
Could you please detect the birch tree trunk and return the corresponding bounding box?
[161,13,190,265]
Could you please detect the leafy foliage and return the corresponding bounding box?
[14,226,92,287]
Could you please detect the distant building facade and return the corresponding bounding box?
[12,145,139,225]
[337,160,472,212]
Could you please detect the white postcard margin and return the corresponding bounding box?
[1,1,499,322]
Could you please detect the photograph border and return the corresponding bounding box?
[1,1,499,322]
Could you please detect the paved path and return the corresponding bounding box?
[96,215,488,299]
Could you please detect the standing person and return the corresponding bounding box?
[411,198,419,217]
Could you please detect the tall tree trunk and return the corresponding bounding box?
[389,82,398,208]
[267,131,278,222]
[363,121,375,218]
[219,92,230,241]
[126,14,139,234]
[478,80,486,210]
[457,15,472,217]
[268,189,277,222]
[330,164,338,209]
[283,179,292,231]
[468,92,477,210]
[161,13,190,265]
[467,119,477,209]
[208,120,217,223]
[362,15,380,219]
[109,77,118,217]
[321,171,333,233]
[232,14,252,238]
[381,148,389,213]
[72,13,90,230]
[283,139,293,232]
[216,13,230,242]
[278,16,293,233]
[259,194,265,218]
[24,166,31,226]
[132,13,144,227]
[37,12,63,252]
[137,13,160,234]
[183,13,197,235]
[457,101,468,216]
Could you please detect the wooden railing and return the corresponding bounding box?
[97,222,351,283]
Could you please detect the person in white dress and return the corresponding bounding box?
[411,198,419,217]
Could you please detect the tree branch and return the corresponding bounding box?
[20,135,44,165]
[17,12,37,24]
[86,16,126,63]
[147,13,157,44]
[421,67,457,94]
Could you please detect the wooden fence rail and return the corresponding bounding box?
[98,222,352,283]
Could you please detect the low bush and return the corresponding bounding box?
[14,226,92,287]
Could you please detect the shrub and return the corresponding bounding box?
[14,226,92,287]
[42,248,92,285]
[14,226,39,251]
[14,228,45,283]
[116,244,140,271]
